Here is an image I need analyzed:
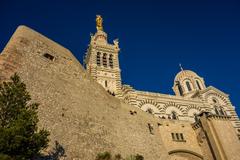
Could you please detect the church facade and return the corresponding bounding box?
[85,15,240,160]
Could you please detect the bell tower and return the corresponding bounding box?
[85,15,122,96]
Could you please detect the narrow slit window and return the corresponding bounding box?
[97,52,101,66]
[219,108,225,116]
[176,81,183,96]
[148,123,154,135]
[171,133,175,140]
[43,53,54,61]
[176,133,179,140]
[194,113,198,122]
[196,80,202,90]
[171,111,178,120]
[103,53,107,67]
[186,81,192,91]
[109,54,113,68]
[215,106,219,115]
[180,133,184,140]
[105,80,108,87]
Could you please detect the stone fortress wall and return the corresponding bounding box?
[0,25,170,160]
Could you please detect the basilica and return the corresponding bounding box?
[84,15,240,160]
[85,15,239,131]
[1,15,240,159]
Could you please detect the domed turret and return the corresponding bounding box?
[173,68,206,97]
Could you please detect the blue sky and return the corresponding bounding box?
[0,0,239,115]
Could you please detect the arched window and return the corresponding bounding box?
[171,133,175,140]
[219,107,225,116]
[214,106,219,115]
[105,80,108,87]
[171,111,178,120]
[109,54,113,68]
[180,133,184,140]
[186,81,192,92]
[194,113,198,122]
[96,52,101,66]
[102,53,107,67]
[176,81,183,96]
[196,80,202,90]
[176,133,179,140]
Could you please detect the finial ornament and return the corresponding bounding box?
[179,63,184,71]
[113,38,119,47]
[96,15,103,31]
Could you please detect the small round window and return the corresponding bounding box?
[212,98,217,103]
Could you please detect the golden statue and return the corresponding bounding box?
[96,15,103,31]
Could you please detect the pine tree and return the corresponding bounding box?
[0,73,49,160]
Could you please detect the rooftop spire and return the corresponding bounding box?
[96,15,103,31]
[179,63,184,71]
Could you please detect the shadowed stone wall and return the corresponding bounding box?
[0,26,168,160]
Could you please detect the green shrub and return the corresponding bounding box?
[96,152,143,160]
[96,151,112,160]
[135,154,144,160]
[125,154,144,160]
[114,154,122,160]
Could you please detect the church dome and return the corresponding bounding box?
[173,69,206,97]
[174,70,199,82]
